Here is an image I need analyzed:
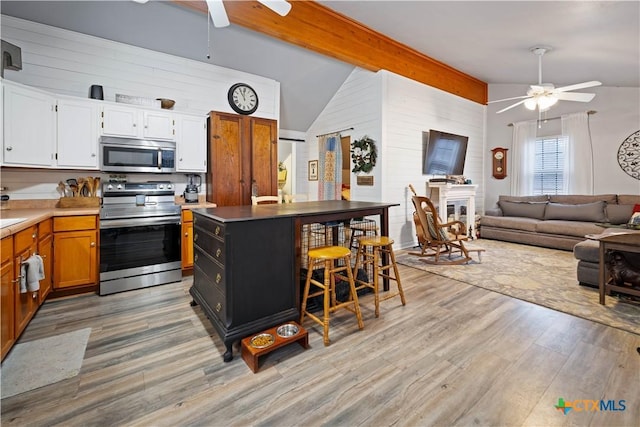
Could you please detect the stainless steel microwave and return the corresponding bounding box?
[100,136,176,173]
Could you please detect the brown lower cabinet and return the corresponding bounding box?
[53,215,98,292]
[181,209,194,271]
[1,214,98,361]
[1,236,15,360]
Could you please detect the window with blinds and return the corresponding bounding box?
[533,136,567,195]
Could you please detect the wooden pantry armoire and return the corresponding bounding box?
[206,111,278,206]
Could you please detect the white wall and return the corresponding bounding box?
[301,69,485,249]
[486,84,640,209]
[0,15,280,200]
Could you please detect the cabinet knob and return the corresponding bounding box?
[184,232,189,237]
[32,292,38,299]
[216,273,221,284]
[215,302,222,312]
[194,253,198,262]
[215,226,221,236]
[6,146,13,151]
[216,248,221,258]
[91,153,96,157]
[90,242,96,247]
[133,123,137,127]
[32,233,37,239]
[194,233,198,242]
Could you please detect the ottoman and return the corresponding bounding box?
[573,228,640,288]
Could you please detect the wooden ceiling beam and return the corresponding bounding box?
[173,1,488,105]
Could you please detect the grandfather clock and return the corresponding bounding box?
[491,147,508,179]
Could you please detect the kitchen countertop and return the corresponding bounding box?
[0,207,100,239]
[1,199,217,239]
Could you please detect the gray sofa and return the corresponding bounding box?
[480,194,640,251]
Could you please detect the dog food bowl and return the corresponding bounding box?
[250,333,274,348]
[276,323,299,338]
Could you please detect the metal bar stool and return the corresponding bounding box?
[300,246,364,345]
[353,236,406,317]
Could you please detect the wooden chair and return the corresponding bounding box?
[410,195,472,265]
[251,195,281,205]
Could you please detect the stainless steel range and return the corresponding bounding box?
[99,181,181,295]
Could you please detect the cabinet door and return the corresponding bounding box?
[101,105,140,138]
[53,230,97,289]
[207,112,246,206]
[176,114,206,172]
[143,110,175,141]
[1,237,15,360]
[37,233,53,303]
[182,221,194,270]
[3,81,56,167]
[250,117,278,200]
[14,248,37,338]
[57,98,100,169]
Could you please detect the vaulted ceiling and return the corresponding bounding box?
[1,1,638,132]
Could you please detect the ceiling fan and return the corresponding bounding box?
[206,0,292,28]
[489,46,602,114]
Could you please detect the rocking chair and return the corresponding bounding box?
[410,194,472,265]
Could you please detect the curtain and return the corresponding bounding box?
[561,112,594,194]
[510,120,538,196]
[318,133,342,200]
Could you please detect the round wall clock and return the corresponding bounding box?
[227,83,258,115]
[617,130,640,180]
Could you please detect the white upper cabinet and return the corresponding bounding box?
[56,97,100,169]
[101,104,175,141]
[2,81,56,168]
[176,113,207,172]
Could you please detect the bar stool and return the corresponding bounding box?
[353,236,406,317]
[300,246,364,345]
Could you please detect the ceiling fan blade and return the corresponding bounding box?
[554,81,602,93]
[553,92,596,102]
[496,99,530,114]
[206,0,230,28]
[487,95,531,104]
[257,0,292,16]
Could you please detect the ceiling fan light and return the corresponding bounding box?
[537,95,558,111]
[524,98,537,110]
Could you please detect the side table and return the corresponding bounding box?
[587,231,640,304]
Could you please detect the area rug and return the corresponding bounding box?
[1,328,91,399]
[395,240,640,336]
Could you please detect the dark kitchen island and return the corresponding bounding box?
[190,200,398,362]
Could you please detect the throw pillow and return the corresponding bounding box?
[498,201,547,219]
[544,201,606,222]
[628,206,640,229]
[606,204,634,225]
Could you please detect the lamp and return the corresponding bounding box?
[524,95,558,112]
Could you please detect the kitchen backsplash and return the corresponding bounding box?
[0,169,205,201]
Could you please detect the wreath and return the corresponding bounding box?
[351,135,377,173]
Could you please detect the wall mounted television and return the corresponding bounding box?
[422,129,469,176]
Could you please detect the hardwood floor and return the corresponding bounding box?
[1,265,638,426]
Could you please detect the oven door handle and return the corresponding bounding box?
[100,216,181,229]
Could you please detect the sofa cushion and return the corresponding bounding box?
[498,195,548,203]
[617,194,640,205]
[606,204,634,224]
[544,201,606,222]
[549,194,617,204]
[480,215,541,232]
[498,201,547,219]
[535,220,604,237]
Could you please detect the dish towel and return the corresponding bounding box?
[23,254,44,292]
[19,263,28,293]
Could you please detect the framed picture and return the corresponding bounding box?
[308,160,318,181]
